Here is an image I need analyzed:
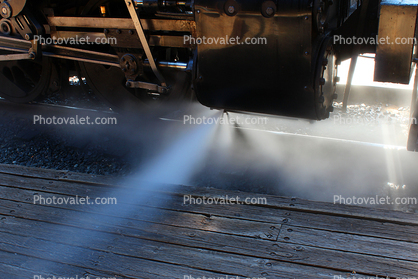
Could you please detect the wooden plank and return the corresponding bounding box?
[0,185,281,241]
[0,213,373,279]
[0,163,118,186]
[0,212,286,261]
[0,267,34,279]
[0,250,123,279]
[1,175,418,244]
[1,165,417,277]
[1,163,417,226]
[0,199,416,277]
[0,229,350,279]
[279,224,418,262]
[156,185,418,226]
[0,231,228,279]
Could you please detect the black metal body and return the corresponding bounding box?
[193,0,317,119]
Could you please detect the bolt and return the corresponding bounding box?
[304,16,309,20]
[29,52,35,59]
[116,29,121,34]
[196,9,200,14]
[227,5,235,14]
[25,33,32,40]
[319,78,326,86]
[294,246,304,251]
[128,30,134,35]
[104,29,109,34]
[265,7,274,16]
[304,51,309,56]
[1,7,7,15]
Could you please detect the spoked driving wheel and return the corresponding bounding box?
[0,51,52,103]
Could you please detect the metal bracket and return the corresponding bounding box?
[30,36,41,60]
[124,0,167,87]
[342,0,370,112]
[125,79,169,94]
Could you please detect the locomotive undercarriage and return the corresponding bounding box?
[0,0,417,149]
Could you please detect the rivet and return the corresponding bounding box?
[265,7,274,16]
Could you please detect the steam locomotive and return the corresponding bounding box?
[0,0,417,148]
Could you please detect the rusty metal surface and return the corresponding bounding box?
[47,16,196,33]
[374,3,417,84]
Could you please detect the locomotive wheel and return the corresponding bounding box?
[0,51,52,103]
[315,37,338,120]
